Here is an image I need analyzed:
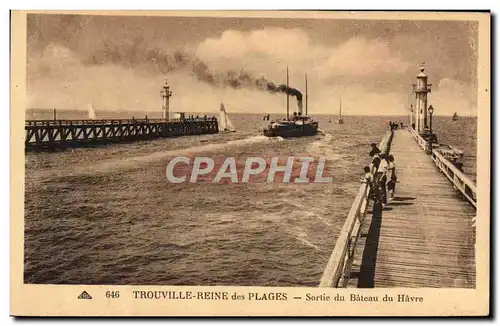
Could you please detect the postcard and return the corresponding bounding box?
[11,10,490,316]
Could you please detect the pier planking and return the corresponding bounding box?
[351,129,476,288]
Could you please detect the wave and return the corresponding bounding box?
[295,237,320,251]
[284,225,320,251]
[74,135,274,174]
[307,132,344,162]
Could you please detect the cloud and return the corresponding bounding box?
[25,29,475,117]
[326,37,409,77]
[27,44,166,110]
[196,28,311,63]
[24,42,410,115]
[196,28,409,80]
[27,43,82,80]
[430,78,477,116]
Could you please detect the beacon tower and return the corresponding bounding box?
[412,65,432,133]
[161,79,173,120]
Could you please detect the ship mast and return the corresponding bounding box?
[305,74,308,116]
[286,66,289,120]
[339,95,342,119]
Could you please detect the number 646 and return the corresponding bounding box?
[106,291,120,299]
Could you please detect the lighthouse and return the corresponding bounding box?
[161,79,173,120]
[412,65,432,133]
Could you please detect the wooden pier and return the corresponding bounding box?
[320,127,476,288]
[24,118,219,151]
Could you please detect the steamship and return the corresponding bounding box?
[263,70,319,138]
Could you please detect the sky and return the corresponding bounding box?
[26,13,479,116]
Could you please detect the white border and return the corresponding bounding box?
[3,1,498,324]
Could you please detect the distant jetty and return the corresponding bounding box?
[25,80,219,152]
[25,117,219,151]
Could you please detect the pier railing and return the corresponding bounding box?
[408,127,432,153]
[408,127,477,208]
[431,150,477,208]
[25,117,215,127]
[319,130,394,288]
[25,118,219,151]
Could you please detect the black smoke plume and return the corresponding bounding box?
[255,77,303,110]
[135,48,305,110]
[28,14,304,110]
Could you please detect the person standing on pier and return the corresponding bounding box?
[362,166,381,203]
[362,166,373,184]
[386,155,397,200]
[369,143,381,157]
[376,154,389,207]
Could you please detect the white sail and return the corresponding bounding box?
[219,102,236,132]
[225,115,236,131]
[88,103,97,120]
[219,103,227,130]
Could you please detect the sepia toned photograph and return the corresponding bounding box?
[11,10,490,316]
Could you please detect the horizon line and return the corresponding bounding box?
[25,108,478,118]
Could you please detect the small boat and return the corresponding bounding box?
[337,95,344,124]
[263,69,318,138]
[219,102,236,133]
[452,112,458,121]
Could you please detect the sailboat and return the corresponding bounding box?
[219,102,236,133]
[87,103,97,120]
[452,112,458,121]
[337,95,344,124]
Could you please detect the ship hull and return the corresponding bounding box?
[263,125,318,138]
